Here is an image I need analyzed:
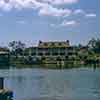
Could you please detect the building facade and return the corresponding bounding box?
[24,40,75,64]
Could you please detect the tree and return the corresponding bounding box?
[87,38,100,53]
[8,41,26,56]
[78,44,83,48]
[88,38,97,48]
[95,38,100,48]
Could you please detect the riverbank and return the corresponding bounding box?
[9,62,100,69]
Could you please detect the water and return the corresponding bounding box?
[0,67,100,100]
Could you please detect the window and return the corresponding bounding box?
[38,53,43,56]
[51,43,55,46]
[31,52,36,56]
[60,52,65,55]
[44,43,48,46]
[59,43,62,46]
[52,52,58,55]
[45,52,50,55]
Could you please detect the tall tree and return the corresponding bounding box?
[88,38,100,49]
[88,38,97,48]
[8,41,26,56]
[87,38,100,54]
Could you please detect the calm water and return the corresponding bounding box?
[0,67,100,100]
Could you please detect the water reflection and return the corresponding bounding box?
[1,68,100,100]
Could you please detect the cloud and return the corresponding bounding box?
[0,0,96,19]
[85,13,96,18]
[50,20,79,28]
[39,5,72,17]
[74,9,97,19]
[0,0,73,17]
[42,0,78,5]
[74,9,85,15]
[60,20,79,26]
[0,0,40,11]
[0,0,13,11]
[0,0,79,11]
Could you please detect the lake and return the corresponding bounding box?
[0,67,100,100]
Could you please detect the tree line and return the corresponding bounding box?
[0,38,100,56]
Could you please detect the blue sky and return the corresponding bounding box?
[0,0,100,46]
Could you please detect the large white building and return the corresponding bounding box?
[24,40,76,63]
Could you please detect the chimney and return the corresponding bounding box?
[66,40,70,45]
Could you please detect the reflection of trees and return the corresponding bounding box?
[16,76,25,88]
[92,76,100,98]
[38,74,72,97]
[94,77,100,90]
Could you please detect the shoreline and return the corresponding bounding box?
[0,63,99,69]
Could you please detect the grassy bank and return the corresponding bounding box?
[9,59,100,69]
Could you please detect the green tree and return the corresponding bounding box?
[88,38,100,54]
[8,41,26,56]
[88,38,97,48]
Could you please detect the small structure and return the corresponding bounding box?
[0,77,13,100]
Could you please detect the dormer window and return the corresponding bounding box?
[66,40,69,44]
[39,40,42,44]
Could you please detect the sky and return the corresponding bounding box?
[0,0,100,46]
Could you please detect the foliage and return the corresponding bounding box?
[88,38,100,48]
[8,41,26,56]
[88,38,100,53]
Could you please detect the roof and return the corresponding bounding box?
[0,47,9,54]
[38,40,70,48]
[0,47,9,52]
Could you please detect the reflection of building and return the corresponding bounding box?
[24,40,75,63]
[0,47,10,68]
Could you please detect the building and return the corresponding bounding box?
[24,40,75,64]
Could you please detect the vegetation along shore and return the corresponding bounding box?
[0,38,100,69]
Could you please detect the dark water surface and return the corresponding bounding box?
[0,67,100,100]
